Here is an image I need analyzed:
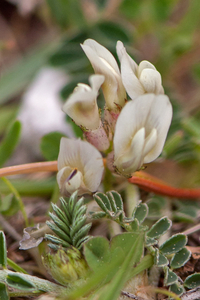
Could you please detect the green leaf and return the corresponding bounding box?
[0,231,7,268]
[106,191,123,211]
[119,0,141,19]
[154,249,168,267]
[170,247,191,269]
[184,273,200,289]
[45,234,71,248]
[0,40,60,105]
[95,21,130,43]
[0,283,9,300]
[169,283,185,296]
[47,0,86,28]
[50,45,87,71]
[130,219,139,231]
[90,211,107,219]
[46,221,71,244]
[66,249,125,300]
[7,258,28,274]
[0,120,21,167]
[84,236,110,271]
[6,273,35,290]
[147,217,172,239]
[0,105,18,135]
[159,234,187,255]
[164,268,178,286]
[0,193,20,216]
[40,132,65,161]
[98,235,144,300]
[95,193,111,211]
[133,203,148,224]
[145,236,157,246]
[48,211,70,235]
[73,223,92,247]
[94,194,110,214]
[110,232,144,263]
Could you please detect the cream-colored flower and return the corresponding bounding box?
[117,41,164,100]
[57,138,104,196]
[81,39,126,112]
[113,94,172,176]
[63,75,104,130]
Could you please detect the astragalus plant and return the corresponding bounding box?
[0,39,200,300]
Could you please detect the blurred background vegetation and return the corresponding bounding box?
[1,1,200,295]
[0,0,200,190]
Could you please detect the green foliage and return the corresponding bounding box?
[0,120,21,167]
[6,273,35,291]
[184,273,200,289]
[0,193,20,216]
[40,131,65,161]
[146,217,172,239]
[164,267,178,286]
[133,202,148,224]
[154,250,169,267]
[0,283,9,300]
[170,247,191,269]
[169,283,185,296]
[46,191,91,250]
[0,40,60,105]
[159,234,187,255]
[94,21,131,44]
[68,233,144,300]
[47,0,86,28]
[0,231,7,268]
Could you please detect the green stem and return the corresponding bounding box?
[1,177,29,227]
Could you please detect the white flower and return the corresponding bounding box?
[81,39,126,112]
[117,41,164,100]
[57,138,104,196]
[113,94,172,176]
[62,75,104,130]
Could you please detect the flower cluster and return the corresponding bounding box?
[57,39,172,196]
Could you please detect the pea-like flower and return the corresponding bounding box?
[57,138,104,196]
[81,39,126,112]
[117,41,164,100]
[62,75,104,130]
[113,94,172,176]
[62,75,110,151]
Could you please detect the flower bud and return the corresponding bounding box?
[43,247,88,286]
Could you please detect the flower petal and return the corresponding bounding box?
[139,69,163,94]
[137,60,156,77]
[83,39,120,74]
[119,52,144,99]
[62,75,102,130]
[115,127,145,174]
[114,94,172,175]
[57,138,104,194]
[81,40,126,111]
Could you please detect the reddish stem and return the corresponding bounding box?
[0,161,200,199]
[129,171,200,199]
